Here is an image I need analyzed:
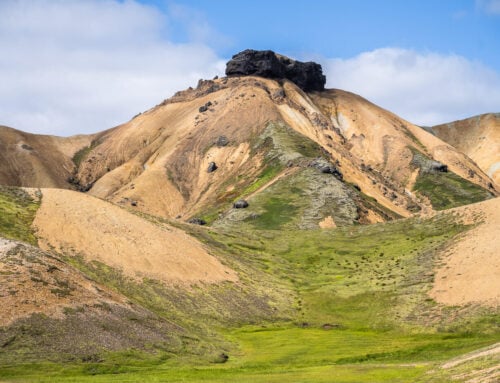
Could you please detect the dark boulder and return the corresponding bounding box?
[430,162,448,172]
[207,162,218,173]
[216,135,229,147]
[225,49,326,92]
[319,165,343,181]
[188,218,207,226]
[233,199,249,209]
[78,182,94,192]
[199,101,212,113]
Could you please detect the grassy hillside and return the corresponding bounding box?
[1,200,498,382]
[414,171,492,210]
[0,186,40,244]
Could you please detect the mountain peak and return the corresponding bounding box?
[225,49,326,92]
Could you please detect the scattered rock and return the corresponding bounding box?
[233,199,249,209]
[216,135,229,147]
[188,218,206,226]
[320,165,343,181]
[21,144,33,151]
[207,162,218,173]
[199,101,212,113]
[225,49,326,91]
[130,201,137,207]
[310,158,344,181]
[78,182,94,192]
[431,162,448,172]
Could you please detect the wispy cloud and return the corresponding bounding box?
[476,0,500,14]
[324,48,500,126]
[0,0,224,136]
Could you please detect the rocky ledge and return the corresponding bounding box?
[225,49,326,92]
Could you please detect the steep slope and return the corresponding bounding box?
[67,76,495,226]
[430,197,500,307]
[0,125,95,188]
[428,113,500,186]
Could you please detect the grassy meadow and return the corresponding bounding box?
[1,185,498,382]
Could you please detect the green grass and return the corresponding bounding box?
[249,196,299,230]
[0,186,40,244]
[72,139,102,167]
[414,170,492,210]
[1,184,498,382]
[1,328,497,382]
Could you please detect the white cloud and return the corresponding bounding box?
[0,0,225,136]
[476,0,500,14]
[324,48,500,126]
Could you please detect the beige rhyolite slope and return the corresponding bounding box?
[430,197,500,307]
[0,125,96,188]
[430,113,500,186]
[1,77,496,222]
[33,188,237,284]
[69,77,495,221]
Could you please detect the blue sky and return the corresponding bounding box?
[147,0,500,69]
[0,0,499,135]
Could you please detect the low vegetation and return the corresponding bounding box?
[2,202,497,382]
[0,186,40,244]
[414,170,492,210]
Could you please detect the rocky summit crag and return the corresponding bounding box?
[225,49,326,91]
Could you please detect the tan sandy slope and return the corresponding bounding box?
[32,188,237,284]
[70,77,496,221]
[430,113,500,186]
[1,77,496,222]
[429,197,500,307]
[0,125,94,188]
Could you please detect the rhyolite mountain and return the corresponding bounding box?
[427,113,500,186]
[0,51,499,380]
[0,50,495,228]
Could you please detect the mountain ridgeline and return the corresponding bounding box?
[0,50,495,229]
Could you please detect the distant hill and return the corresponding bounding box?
[428,113,500,186]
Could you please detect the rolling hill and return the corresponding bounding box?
[428,113,500,186]
[0,50,498,382]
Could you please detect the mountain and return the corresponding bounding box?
[0,125,102,188]
[1,78,495,228]
[0,50,498,381]
[428,113,500,186]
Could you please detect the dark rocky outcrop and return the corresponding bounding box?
[311,158,343,181]
[225,49,326,92]
[207,162,218,173]
[233,199,249,209]
[188,218,206,226]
